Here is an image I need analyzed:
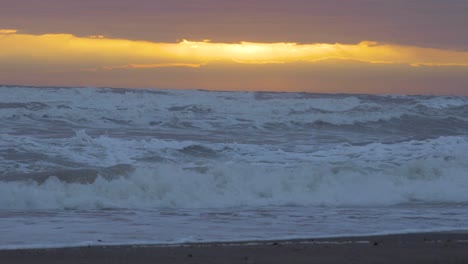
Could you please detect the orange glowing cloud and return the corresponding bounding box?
[101,63,203,70]
[2,29,468,72]
[0,29,17,34]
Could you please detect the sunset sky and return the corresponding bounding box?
[1,0,468,95]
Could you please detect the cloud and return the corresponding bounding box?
[2,0,467,50]
[101,63,202,70]
[2,30,468,70]
[0,29,17,34]
[1,29,468,95]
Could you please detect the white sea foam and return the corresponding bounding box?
[1,150,468,210]
[1,101,463,209]
[0,86,417,128]
[415,96,468,109]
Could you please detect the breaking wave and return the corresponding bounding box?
[1,86,468,210]
[1,155,468,210]
[1,86,467,131]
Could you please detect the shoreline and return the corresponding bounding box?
[1,232,468,263]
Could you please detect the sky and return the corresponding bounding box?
[1,0,468,95]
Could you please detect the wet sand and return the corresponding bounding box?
[1,232,468,264]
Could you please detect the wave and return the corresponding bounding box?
[1,86,468,210]
[0,164,134,184]
[1,154,468,210]
[2,129,468,175]
[1,86,466,130]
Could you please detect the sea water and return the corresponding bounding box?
[1,86,468,249]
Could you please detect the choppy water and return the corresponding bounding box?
[1,86,468,248]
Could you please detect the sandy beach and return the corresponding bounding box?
[1,232,468,264]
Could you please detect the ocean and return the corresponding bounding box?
[1,86,468,249]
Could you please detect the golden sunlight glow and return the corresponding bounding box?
[2,29,468,71]
[102,63,203,70]
[0,29,17,34]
